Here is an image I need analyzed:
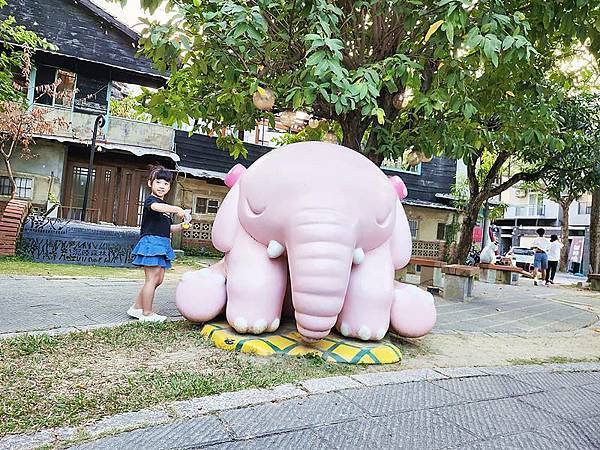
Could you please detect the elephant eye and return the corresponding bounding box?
[376,208,393,227]
[245,198,266,217]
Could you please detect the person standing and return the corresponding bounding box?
[530,228,549,286]
[128,166,186,322]
[545,234,563,285]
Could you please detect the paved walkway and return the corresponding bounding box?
[1,275,598,337]
[1,363,598,449]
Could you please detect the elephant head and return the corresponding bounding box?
[213,142,412,340]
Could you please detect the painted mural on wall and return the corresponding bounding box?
[176,142,437,342]
[20,216,139,267]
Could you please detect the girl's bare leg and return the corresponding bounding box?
[140,266,163,315]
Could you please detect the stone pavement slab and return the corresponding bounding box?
[70,416,231,450]
[2,364,599,450]
[433,397,564,438]
[518,386,600,421]
[0,276,179,335]
[1,275,598,336]
[431,374,542,401]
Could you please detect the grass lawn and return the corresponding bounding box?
[0,321,368,437]
[0,256,219,279]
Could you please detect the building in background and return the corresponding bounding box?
[494,186,592,272]
[0,0,176,226]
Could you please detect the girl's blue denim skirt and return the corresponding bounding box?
[131,235,175,269]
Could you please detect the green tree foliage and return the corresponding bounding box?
[0,0,53,102]
[114,0,599,262]
[533,94,600,269]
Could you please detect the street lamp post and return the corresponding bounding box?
[81,114,106,222]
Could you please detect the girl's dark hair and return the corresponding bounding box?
[536,227,545,236]
[550,234,558,242]
[148,165,173,183]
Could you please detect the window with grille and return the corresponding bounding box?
[408,219,419,239]
[0,176,33,198]
[437,223,447,240]
[195,197,220,214]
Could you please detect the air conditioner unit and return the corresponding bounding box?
[515,188,527,198]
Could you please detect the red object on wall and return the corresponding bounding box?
[472,226,483,243]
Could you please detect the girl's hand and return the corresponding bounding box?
[175,207,186,219]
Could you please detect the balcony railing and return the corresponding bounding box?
[506,204,546,217]
[33,104,175,153]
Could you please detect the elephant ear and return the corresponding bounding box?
[212,183,241,253]
[390,199,412,269]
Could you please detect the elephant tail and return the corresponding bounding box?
[389,281,436,338]
[175,259,227,322]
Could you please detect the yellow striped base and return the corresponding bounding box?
[200,321,402,365]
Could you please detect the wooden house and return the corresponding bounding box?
[0,0,177,226]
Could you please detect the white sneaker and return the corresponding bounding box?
[127,306,143,319]
[139,313,167,323]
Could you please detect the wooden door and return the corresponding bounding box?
[63,162,145,226]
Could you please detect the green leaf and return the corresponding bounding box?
[502,35,515,50]
[445,22,455,44]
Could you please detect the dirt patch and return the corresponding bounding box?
[396,329,600,369]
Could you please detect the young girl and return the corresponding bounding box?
[128,166,186,322]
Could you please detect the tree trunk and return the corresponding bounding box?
[590,188,600,274]
[340,116,364,152]
[559,199,571,272]
[2,155,17,200]
[452,207,478,264]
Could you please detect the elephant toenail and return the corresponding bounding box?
[375,328,386,340]
[268,318,280,332]
[251,319,267,334]
[233,317,248,333]
[358,326,371,341]
[340,322,350,337]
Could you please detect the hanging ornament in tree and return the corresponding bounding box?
[323,131,338,144]
[279,110,297,128]
[419,153,433,163]
[308,118,320,128]
[252,87,275,111]
[403,149,421,167]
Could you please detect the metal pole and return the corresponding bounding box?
[81,114,106,222]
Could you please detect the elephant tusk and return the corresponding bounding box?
[267,240,285,258]
[353,248,365,265]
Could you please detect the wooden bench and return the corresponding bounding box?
[589,274,600,291]
[479,263,522,285]
[442,265,479,302]
[410,257,445,287]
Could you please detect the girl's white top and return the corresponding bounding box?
[547,241,563,261]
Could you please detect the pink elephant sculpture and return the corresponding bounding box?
[176,142,436,341]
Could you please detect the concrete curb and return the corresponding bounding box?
[1,361,599,450]
[0,317,186,340]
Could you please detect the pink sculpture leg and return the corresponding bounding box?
[175,259,227,322]
[390,281,436,337]
[336,245,395,341]
[225,231,287,334]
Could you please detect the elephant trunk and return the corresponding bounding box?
[287,209,355,341]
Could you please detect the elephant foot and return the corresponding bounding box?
[175,267,227,323]
[229,315,280,335]
[335,309,390,342]
[390,282,436,338]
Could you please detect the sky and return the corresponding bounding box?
[91,0,169,31]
